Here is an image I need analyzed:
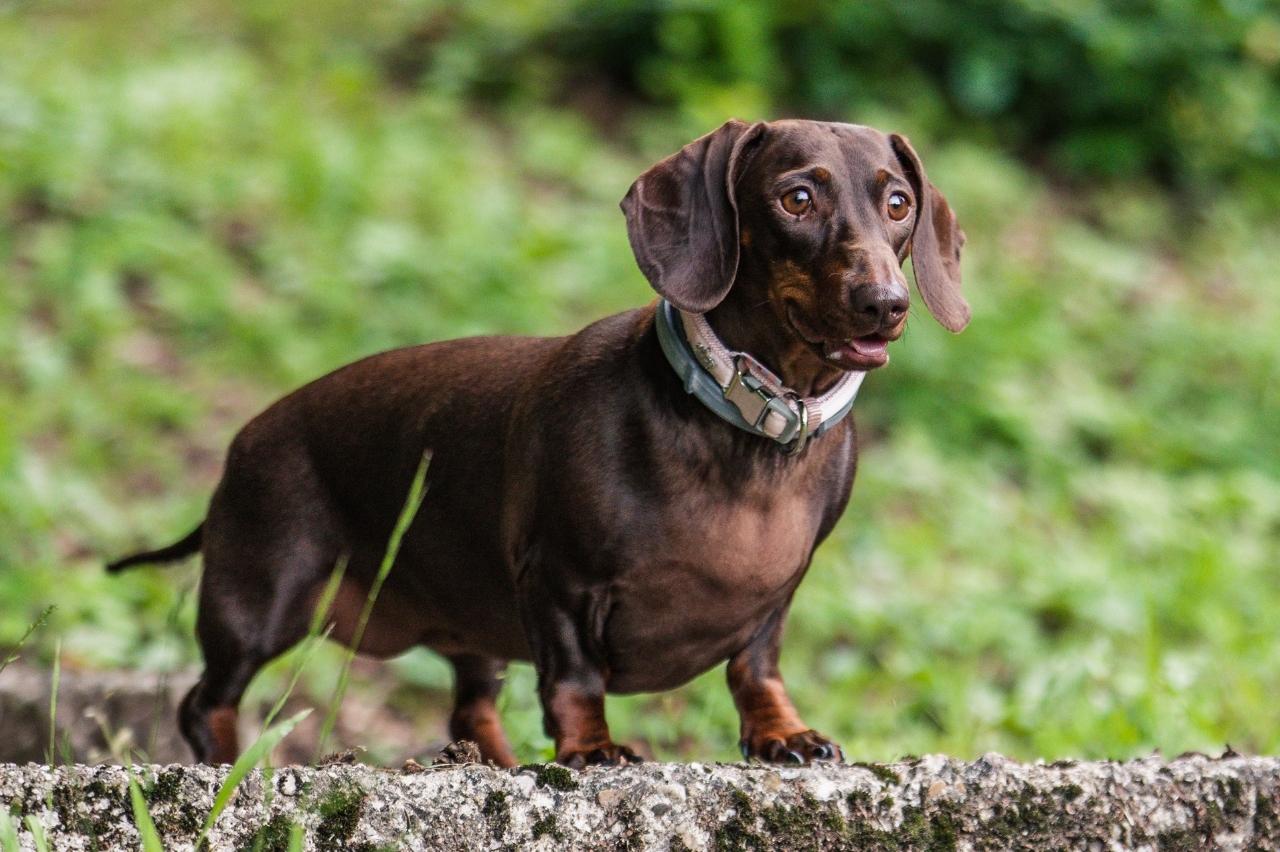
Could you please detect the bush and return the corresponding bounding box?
[425,0,1280,197]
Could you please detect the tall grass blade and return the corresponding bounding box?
[262,558,345,735]
[197,708,311,847]
[0,605,54,677]
[0,810,19,852]
[128,772,164,852]
[257,559,344,808]
[316,451,430,757]
[23,816,49,852]
[46,638,60,765]
[307,556,349,638]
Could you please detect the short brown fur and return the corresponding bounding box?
[110,119,967,767]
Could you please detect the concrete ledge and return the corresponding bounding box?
[2,753,1278,850]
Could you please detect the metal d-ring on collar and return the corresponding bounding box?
[783,396,810,455]
[653,298,861,454]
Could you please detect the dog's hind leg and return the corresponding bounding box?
[179,545,327,764]
[447,653,516,767]
[179,455,341,765]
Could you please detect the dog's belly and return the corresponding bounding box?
[602,506,818,693]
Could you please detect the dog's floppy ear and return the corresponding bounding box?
[890,134,970,333]
[621,119,766,313]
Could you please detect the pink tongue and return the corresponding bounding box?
[849,337,887,356]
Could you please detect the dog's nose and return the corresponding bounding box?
[850,283,909,327]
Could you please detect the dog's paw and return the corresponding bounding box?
[740,729,843,765]
[556,742,645,769]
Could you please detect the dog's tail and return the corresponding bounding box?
[106,523,203,573]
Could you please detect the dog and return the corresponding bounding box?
[108,119,968,768]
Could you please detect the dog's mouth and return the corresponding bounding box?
[821,334,892,369]
[785,306,898,371]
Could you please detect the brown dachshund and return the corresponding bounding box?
[108,119,968,768]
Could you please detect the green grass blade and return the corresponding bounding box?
[0,605,54,677]
[316,451,430,757]
[0,810,19,852]
[128,772,164,852]
[286,821,306,852]
[260,556,345,736]
[46,638,60,765]
[255,558,344,814]
[198,708,311,846]
[263,623,335,734]
[307,556,349,637]
[24,815,49,852]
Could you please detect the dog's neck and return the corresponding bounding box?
[705,282,847,398]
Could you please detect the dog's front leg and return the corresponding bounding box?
[517,573,642,768]
[729,605,844,764]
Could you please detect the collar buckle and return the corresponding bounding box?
[725,356,801,440]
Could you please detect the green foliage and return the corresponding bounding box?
[406,1,1280,195]
[0,0,1277,766]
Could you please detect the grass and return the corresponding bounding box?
[23,816,49,852]
[316,452,431,758]
[197,709,312,846]
[46,638,59,765]
[0,811,17,852]
[0,606,53,677]
[127,770,163,852]
[1,0,1278,767]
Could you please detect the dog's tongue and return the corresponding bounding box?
[846,336,888,357]
[824,334,889,366]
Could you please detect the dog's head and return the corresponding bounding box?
[621,119,968,371]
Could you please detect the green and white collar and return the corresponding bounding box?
[654,299,865,454]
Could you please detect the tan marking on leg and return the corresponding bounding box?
[451,699,517,768]
[547,685,613,758]
[207,706,240,764]
[735,677,808,741]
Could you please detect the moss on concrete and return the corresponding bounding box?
[481,790,510,840]
[314,782,367,852]
[239,814,297,852]
[519,763,579,791]
[530,813,563,840]
[851,762,903,786]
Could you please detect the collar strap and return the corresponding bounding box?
[654,299,864,454]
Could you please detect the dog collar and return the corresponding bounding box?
[654,299,864,454]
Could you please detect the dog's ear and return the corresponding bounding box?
[890,134,970,333]
[621,119,766,313]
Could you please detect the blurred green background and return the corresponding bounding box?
[1,0,1278,765]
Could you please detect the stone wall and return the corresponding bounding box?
[1,753,1277,850]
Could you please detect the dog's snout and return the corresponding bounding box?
[849,282,909,328]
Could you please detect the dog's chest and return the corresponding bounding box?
[601,488,823,692]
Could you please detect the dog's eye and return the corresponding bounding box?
[887,191,912,222]
[780,188,812,216]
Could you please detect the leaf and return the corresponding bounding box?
[24,816,49,852]
[128,772,164,852]
[198,708,312,846]
[0,810,19,852]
